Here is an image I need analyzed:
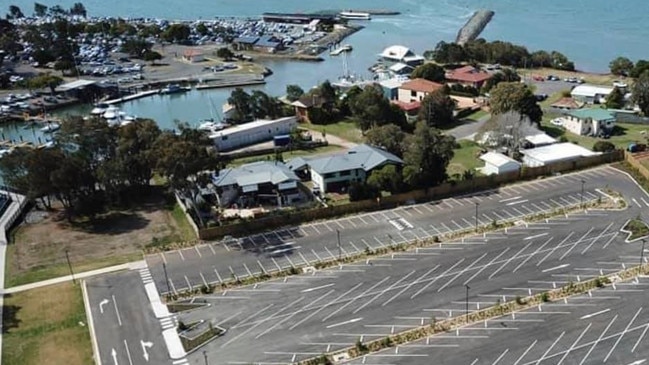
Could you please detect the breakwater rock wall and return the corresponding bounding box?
[455,10,495,45]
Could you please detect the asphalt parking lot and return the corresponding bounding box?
[176,196,649,364]
[145,166,639,296]
[346,275,649,365]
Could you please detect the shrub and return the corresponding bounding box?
[540,292,550,302]
[515,295,527,305]
[355,338,368,354]
[593,141,616,153]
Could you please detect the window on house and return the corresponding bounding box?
[411,90,416,97]
[324,173,335,179]
[340,170,351,176]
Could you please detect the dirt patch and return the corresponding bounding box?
[9,194,183,276]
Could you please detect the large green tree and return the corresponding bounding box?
[609,56,634,76]
[605,87,625,109]
[418,89,456,128]
[250,90,282,119]
[216,47,234,60]
[348,84,406,131]
[286,84,304,101]
[481,68,520,93]
[162,23,191,43]
[410,63,445,83]
[367,165,403,193]
[489,82,542,124]
[365,124,405,157]
[227,88,252,122]
[402,122,456,188]
[33,3,47,17]
[632,71,649,116]
[431,41,466,64]
[631,60,649,78]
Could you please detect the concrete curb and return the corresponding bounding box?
[82,280,102,365]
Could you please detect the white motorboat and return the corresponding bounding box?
[40,122,60,133]
[330,44,353,56]
[198,120,226,132]
[340,11,371,20]
[91,103,110,115]
[102,106,120,119]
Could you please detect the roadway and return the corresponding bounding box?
[145,166,637,297]
[174,171,649,364]
[85,268,189,365]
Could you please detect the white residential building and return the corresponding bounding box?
[522,142,599,167]
[562,108,616,136]
[570,84,614,104]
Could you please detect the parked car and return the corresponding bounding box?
[550,118,563,126]
[546,75,559,81]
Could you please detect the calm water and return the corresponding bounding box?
[10,0,649,127]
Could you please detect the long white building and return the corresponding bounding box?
[209,116,298,151]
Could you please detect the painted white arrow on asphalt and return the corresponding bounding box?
[141,340,153,362]
[99,299,109,314]
[626,360,646,365]
[111,348,118,365]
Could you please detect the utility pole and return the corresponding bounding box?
[580,180,585,209]
[336,229,342,261]
[65,249,75,284]
[465,284,470,322]
[474,202,479,232]
[162,262,172,295]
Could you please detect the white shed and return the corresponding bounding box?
[209,116,297,151]
[479,152,521,175]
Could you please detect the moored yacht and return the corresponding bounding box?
[340,11,371,20]
[91,103,110,115]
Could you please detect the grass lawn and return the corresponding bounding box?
[623,219,649,241]
[466,109,490,120]
[447,140,484,178]
[307,119,364,144]
[4,246,141,288]
[540,116,649,150]
[170,203,198,242]
[228,144,346,166]
[2,282,92,365]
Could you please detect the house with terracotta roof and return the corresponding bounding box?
[446,66,492,89]
[397,78,444,103]
[291,94,330,123]
[550,97,584,110]
[182,49,204,63]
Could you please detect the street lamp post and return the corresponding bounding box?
[465,284,470,323]
[203,350,208,365]
[474,202,479,232]
[162,262,172,295]
[641,239,646,268]
[580,180,585,209]
[65,249,75,284]
[336,229,342,261]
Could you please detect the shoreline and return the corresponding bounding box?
[456,10,495,45]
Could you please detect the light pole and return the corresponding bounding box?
[203,350,208,365]
[580,180,585,209]
[641,239,646,268]
[65,249,75,284]
[474,202,479,232]
[336,229,342,261]
[465,284,470,323]
[162,262,172,295]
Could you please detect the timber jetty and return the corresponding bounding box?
[455,10,495,45]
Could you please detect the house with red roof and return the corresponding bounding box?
[446,66,492,89]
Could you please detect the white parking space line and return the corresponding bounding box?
[411,259,465,299]
[500,196,523,203]
[534,331,565,365]
[603,307,643,362]
[353,272,417,314]
[464,248,511,286]
[194,246,202,258]
[513,238,552,272]
[556,323,592,365]
[177,249,185,261]
[450,220,464,230]
[491,349,509,365]
[559,227,595,260]
[631,324,649,353]
[322,277,392,322]
[290,283,364,330]
[383,266,439,306]
[438,253,487,292]
[489,242,534,279]
[440,222,453,233]
[537,232,574,266]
